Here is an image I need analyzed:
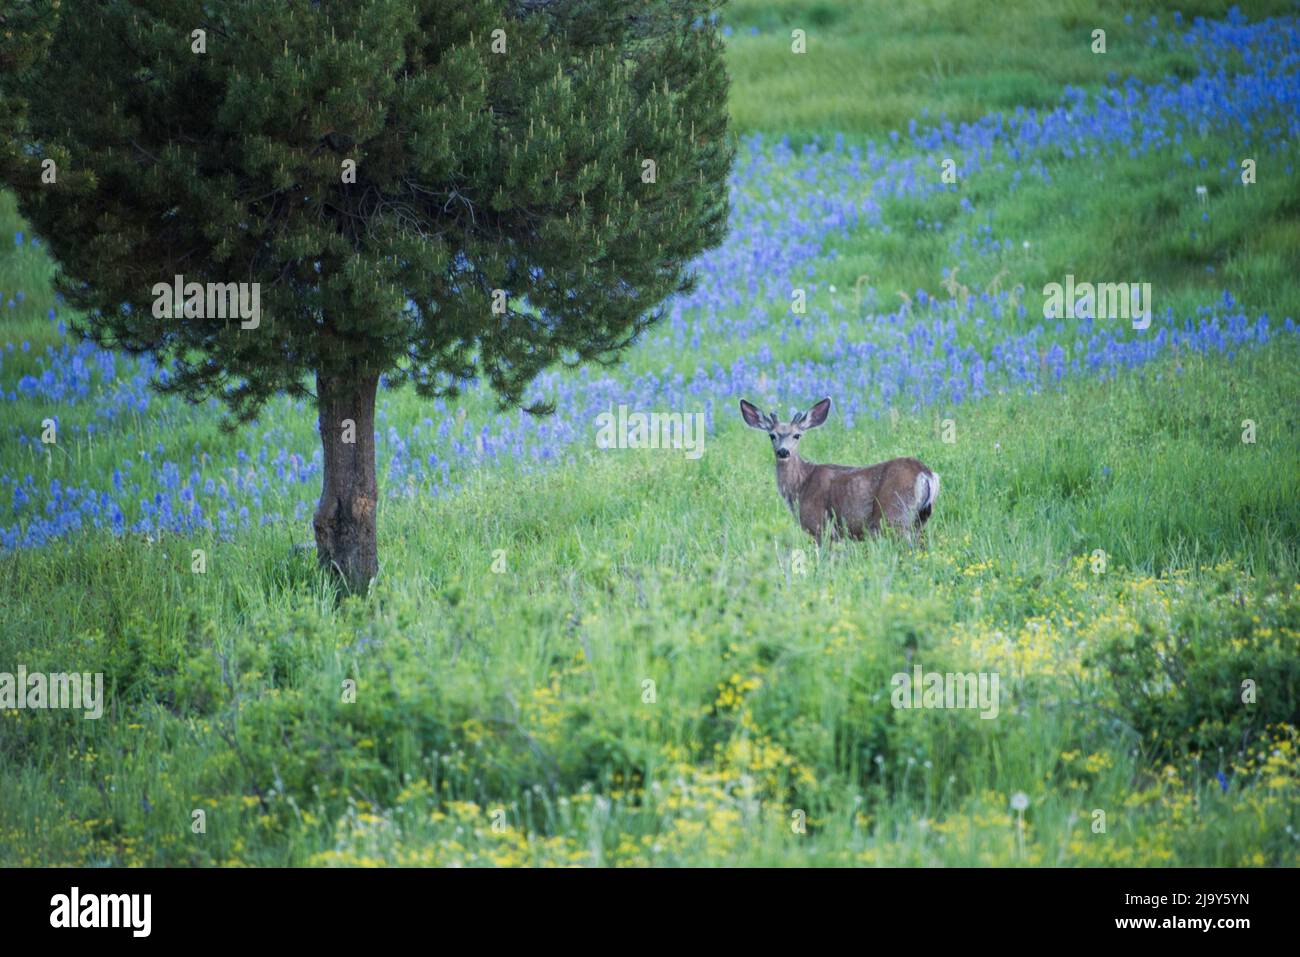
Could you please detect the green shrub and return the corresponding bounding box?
[1090,574,1300,761]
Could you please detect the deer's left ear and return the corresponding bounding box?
[739,399,767,430]
[804,397,831,429]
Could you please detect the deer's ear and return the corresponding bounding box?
[804,397,832,429]
[739,399,766,430]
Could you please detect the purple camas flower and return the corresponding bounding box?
[1,15,1297,550]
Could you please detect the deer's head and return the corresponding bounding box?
[739,397,831,460]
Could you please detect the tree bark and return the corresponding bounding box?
[313,370,380,594]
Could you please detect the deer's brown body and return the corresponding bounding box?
[741,398,939,546]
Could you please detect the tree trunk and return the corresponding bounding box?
[313,370,380,594]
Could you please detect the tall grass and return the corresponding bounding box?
[0,1,1297,866]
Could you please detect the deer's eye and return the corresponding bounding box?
[769,433,775,440]
[794,433,802,439]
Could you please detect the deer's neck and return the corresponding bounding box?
[776,456,812,513]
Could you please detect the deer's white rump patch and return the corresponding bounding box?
[915,472,939,513]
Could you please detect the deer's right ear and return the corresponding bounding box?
[804,397,832,429]
[739,399,766,430]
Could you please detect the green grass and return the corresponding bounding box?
[723,0,1300,321]
[723,0,1300,138]
[1,0,1298,866]
[2,345,1298,866]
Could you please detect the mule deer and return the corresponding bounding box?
[740,397,939,545]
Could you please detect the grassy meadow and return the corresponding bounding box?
[1,1,1298,866]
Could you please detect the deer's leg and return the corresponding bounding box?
[824,498,863,541]
[913,511,931,551]
[801,514,824,547]
[883,492,921,547]
[865,499,883,537]
[801,499,830,547]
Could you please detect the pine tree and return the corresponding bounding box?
[0,0,733,591]
[0,0,61,170]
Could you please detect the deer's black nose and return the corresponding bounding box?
[776,448,790,459]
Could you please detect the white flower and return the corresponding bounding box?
[1010,791,1030,812]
